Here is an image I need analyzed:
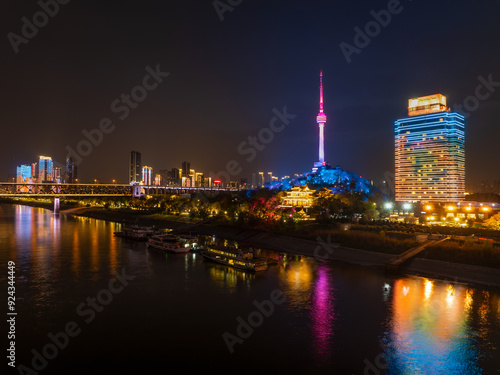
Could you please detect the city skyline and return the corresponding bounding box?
[2,1,499,186]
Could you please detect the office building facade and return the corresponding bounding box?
[129,151,142,183]
[394,94,465,202]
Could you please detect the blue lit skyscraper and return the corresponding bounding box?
[38,156,53,182]
[16,165,32,183]
[394,94,465,202]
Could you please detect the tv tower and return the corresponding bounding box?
[316,71,327,165]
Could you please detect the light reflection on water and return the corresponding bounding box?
[1,204,499,374]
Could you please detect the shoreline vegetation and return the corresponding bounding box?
[2,197,500,288]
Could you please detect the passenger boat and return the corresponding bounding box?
[200,245,268,271]
[146,234,191,253]
[113,225,157,241]
[176,234,204,251]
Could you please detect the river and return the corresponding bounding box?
[1,204,499,374]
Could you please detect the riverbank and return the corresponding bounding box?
[62,206,500,288]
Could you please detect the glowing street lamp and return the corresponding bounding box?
[403,203,412,210]
[384,202,393,210]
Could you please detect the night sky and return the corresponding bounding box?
[2,0,500,185]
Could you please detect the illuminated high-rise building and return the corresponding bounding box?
[182,162,190,179]
[154,174,161,186]
[66,156,77,183]
[142,166,152,185]
[129,151,142,183]
[314,71,328,169]
[38,156,53,182]
[52,167,61,183]
[394,94,465,202]
[31,163,38,182]
[16,165,31,183]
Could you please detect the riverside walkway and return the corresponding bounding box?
[385,236,450,271]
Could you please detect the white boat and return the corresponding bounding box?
[147,234,190,253]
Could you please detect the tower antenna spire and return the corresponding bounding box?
[316,70,327,165]
[319,70,324,113]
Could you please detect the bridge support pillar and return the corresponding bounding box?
[54,197,60,214]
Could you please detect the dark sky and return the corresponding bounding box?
[1,0,500,185]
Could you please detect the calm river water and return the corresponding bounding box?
[1,204,499,374]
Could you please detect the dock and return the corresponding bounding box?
[385,236,450,272]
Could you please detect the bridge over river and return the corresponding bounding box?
[0,183,242,198]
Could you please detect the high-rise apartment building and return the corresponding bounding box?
[142,166,152,185]
[38,156,53,182]
[394,94,465,202]
[129,151,142,183]
[182,161,190,179]
[66,156,78,183]
[16,165,32,183]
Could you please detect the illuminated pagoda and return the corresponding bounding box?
[394,94,465,202]
[279,185,316,208]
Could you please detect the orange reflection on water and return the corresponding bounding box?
[207,265,254,290]
[388,278,482,373]
[109,223,118,271]
[279,255,314,310]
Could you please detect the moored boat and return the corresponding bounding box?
[176,234,204,251]
[113,225,157,241]
[200,245,268,271]
[147,234,190,253]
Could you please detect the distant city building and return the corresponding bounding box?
[142,166,152,185]
[182,161,190,179]
[154,174,161,186]
[31,163,38,182]
[52,167,61,183]
[394,94,465,202]
[167,168,181,186]
[38,156,53,182]
[195,172,204,187]
[66,156,77,183]
[129,151,142,183]
[16,165,31,183]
